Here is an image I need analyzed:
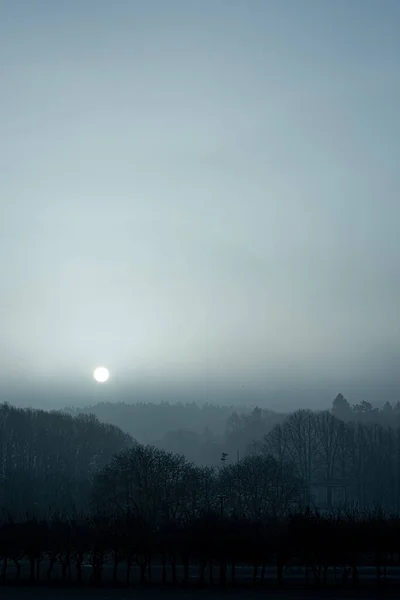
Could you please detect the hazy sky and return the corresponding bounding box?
[1,0,399,400]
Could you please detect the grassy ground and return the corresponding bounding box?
[0,588,396,600]
[2,562,400,598]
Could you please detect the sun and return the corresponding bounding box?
[93,366,110,383]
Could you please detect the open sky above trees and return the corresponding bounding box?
[1,0,399,406]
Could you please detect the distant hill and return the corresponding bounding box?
[70,400,249,442]
[67,401,287,466]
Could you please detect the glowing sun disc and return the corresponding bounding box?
[93,366,110,383]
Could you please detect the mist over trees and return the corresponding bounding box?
[63,401,287,466]
[63,395,400,469]
[1,394,400,589]
[2,394,400,516]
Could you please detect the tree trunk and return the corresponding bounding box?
[183,555,189,584]
[92,555,103,584]
[113,557,119,583]
[139,561,147,583]
[376,561,381,583]
[277,561,284,587]
[252,564,258,583]
[126,557,132,585]
[261,564,266,581]
[47,556,55,581]
[323,564,328,586]
[76,559,82,583]
[171,555,177,584]
[219,561,227,585]
[327,486,333,510]
[61,560,68,581]
[352,564,359,586]
[2,557,7,582]
[199,559,206,585]
[29,557,35,581]
[311,564,320,584]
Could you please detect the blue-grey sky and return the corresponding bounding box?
[1,0,399,402]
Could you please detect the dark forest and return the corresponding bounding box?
[1,396,400,592]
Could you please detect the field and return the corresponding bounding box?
[4,560,400,584]
[1,588,398,600]
[2,561,400,599]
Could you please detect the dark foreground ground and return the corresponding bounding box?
[2,563,400,599]
[5,561,400,583]
[0,587,398,600]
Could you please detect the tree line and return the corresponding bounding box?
[65,395,400,467]
[261,406,400,511]
[3,399,400,516]
[1,504,400,588]
[66,401,286,465]
[0,403,132,516]
[2,398,400,588]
